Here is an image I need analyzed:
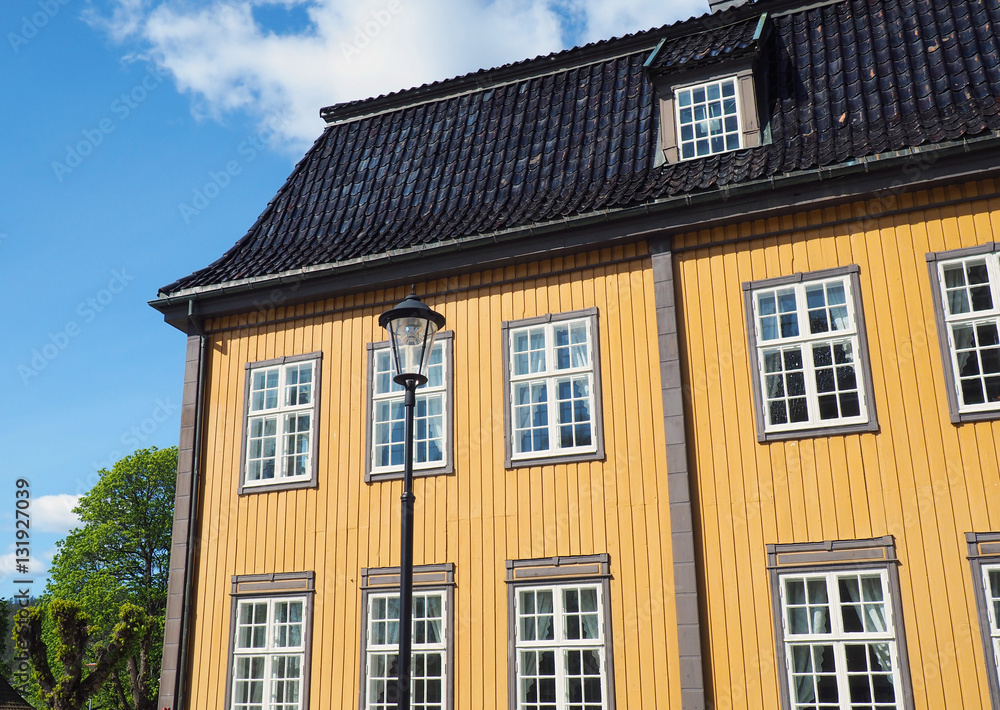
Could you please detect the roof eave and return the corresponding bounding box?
[151,133,1000,334]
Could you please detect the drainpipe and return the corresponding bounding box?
[175,304,207,709]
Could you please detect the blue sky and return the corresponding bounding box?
[0,0,708,599]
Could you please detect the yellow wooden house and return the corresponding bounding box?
[151,0,1000,708]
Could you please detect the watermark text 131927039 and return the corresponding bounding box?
[12,478,32,695]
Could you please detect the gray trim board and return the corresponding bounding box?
[238,351,323,495]
[742,264,880,442]
[500,308,605,468]
[364,332,455,483]
[504,555,615,710]
[224,571,316,710]
[151,136,1000,335]
[649,243,706,710]
[926,243,1000,424]
[766,536,915,710]
[157,334,205,710]
[966,531,1000,710]
[357,563,456,710]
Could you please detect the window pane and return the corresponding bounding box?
[949,289,971,314]
[944,263,967,288]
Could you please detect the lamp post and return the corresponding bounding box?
[378,291,446,710]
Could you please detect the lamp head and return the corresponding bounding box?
[378,292,446,387]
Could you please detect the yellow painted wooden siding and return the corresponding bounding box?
[674,179,1000,710]
[184,245,680,709]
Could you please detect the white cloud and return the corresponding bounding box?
[87,0,709,148]
[0,552,46,580]
[31,494,82,534]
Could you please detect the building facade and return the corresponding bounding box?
[152,0,1000,708]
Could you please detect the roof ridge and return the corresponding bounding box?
[318,2,771,125]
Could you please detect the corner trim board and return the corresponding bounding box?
[649,243,706,710]
[157,333,206,710]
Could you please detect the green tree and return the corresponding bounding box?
[42,447,177,710]
[17,600,150,710]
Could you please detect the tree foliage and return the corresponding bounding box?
[36,447,177,710]
[17,600,149,710]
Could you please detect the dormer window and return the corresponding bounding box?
[676,77,741,159]
[645,13,771,164]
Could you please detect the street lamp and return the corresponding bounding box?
[378,290,446,710]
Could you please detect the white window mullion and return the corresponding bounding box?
[546,329,558,453]
[553,375,563,447]
[831,642,851,710]
[801,337,820,425]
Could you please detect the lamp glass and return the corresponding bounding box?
[387,316,439,383]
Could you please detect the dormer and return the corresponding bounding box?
[645,12,771,164]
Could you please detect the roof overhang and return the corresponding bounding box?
[152,133,1000,334]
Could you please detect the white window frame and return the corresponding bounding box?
[363,589,449,710]
[366,334,452,482]
[241,353,321,493]
[513,583,609,710]
[778,569,904,710]
[674,76,742,161]
[982,563,1000,688]
[932,253,1000,415]
[967,532,1000,709]
[744,266,878,441]
[231,596,308,710]
[502,309,604,467]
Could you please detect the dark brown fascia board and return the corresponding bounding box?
[151,134,1000,335]
[319,0,803,125]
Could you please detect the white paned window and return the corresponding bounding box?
[508,317,597,460]
[982,564,1000,689]
[676,77,741,160]
[370,341,448,474]
[245,360,315,487]
[232,597,306,710]
[514,584,607,710]
[935,255,1000,412]
[365,591,448,710]
[751,274,870,433]
[779,570,902,710]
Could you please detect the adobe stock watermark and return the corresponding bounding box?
[341,0,403,61]
[17,269,134,385]
[177,113,289,223]
[8,0,70,54]
[52,64,169,182]
[87,398,179,479]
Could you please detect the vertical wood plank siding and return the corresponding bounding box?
[673,179,1000,710]
[183,245,682,708]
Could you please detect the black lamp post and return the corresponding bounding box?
[378,291,446,710]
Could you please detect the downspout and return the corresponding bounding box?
[176,302,207,709]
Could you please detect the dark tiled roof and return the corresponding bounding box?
[162,0,1000,295]
[645,15,763,72]
[0,676,32,709]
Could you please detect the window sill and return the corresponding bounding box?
[952,407,1000,424]
[366,462,454,483]
[506,449,605,469]
[758,419,879,443]
[238,477,318,495]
